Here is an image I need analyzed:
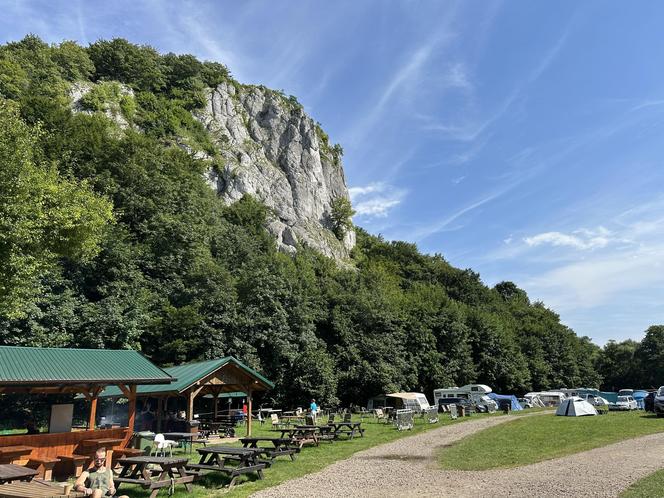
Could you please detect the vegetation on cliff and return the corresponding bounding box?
[1,35,652,406]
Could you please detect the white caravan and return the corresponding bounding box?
[525,391,567,406]
[433,384,497,411]
[386,393,431,413]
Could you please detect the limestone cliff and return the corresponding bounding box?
[69,80,355,260]
[196,82,355,260]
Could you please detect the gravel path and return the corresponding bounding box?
[251,414,664,498]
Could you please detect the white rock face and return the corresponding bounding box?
[196,82,355,260]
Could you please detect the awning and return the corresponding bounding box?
[387,392,421,400]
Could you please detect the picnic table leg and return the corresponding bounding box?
[176,464,193,492]
[228,475,238,489]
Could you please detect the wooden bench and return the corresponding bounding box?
[56,454,88,478]
[25,457,60,481]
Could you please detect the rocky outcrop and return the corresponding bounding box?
[196,82,355,260]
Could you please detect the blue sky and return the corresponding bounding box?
[2,0,664,345]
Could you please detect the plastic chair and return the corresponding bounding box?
[152,433,177,457]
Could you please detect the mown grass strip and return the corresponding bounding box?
[439,411,664,471]
[621,469,664,497]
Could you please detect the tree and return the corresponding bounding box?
[0,100,113,317]
[635,326,664,388]
[329,197,355,240]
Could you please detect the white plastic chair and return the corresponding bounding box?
[152,433,177,457]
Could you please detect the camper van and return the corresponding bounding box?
[433,384,497,411]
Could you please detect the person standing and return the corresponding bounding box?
[310,399,318,422]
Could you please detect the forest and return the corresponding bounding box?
[0,35,662,407]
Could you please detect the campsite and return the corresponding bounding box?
[3,2,664,497]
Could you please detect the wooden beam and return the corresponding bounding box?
[117,384,132,399]
[213,392,219,420]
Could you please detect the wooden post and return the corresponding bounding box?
[246,388,253,437]
[89,396,98,431]
[127,385,137,434]
[187,390,195,421]
[213,393,219,419]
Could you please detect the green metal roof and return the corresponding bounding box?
[203,391,247,399]
[100,356,273,398]
[0,346,174,386]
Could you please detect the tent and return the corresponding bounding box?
[633,390,648,409]
[487,393,523,411]
[556,396,598,417]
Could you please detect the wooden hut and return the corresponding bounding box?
[100,356,274,436]
[0,346,174,476]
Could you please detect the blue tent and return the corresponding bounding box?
[487,393,523,411]
[633,390,648,409]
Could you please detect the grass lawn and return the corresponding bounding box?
[621,469,664,497]
[438,410,664,471]
[112,411,497,497]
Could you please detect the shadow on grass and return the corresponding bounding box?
[194,470,265,489]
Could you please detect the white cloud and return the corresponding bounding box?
[525,244,664,310]
[524,227,612,251]
[349,182,406,218]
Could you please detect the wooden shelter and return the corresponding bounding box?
[100,357,274,436]
[0,346,174,473]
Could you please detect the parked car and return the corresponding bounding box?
[654,387,664,417]
[645,391,656,412]
[437,397,472,412]
[517,397,533,409]
[580,394,609,407]
[609,395,638,411]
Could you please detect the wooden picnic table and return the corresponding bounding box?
[239,437,300,461]
[330,422,364,440]
[0,446,33,465]
[0,464,38,485]
[186,445,265,489]
[0,480,85,497]
[115,456,193,498]
[278,425,334,447]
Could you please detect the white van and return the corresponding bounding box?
[433,384,497,411]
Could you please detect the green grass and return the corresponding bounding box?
[439,410,664,471]
[113,412,497,497]
[621,469,664,497]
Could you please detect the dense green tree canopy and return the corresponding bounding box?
[0,36,621,408]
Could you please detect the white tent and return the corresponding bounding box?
[555,396,598,417]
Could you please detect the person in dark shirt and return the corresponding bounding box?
[25,419,39,435]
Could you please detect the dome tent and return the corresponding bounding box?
[556,396,598,417]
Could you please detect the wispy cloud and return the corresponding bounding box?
[418,16,574,144]
[409,188,510,241]
[524,227,613,251]
[349,182,406,218]
[501,200,664,314]
[525,244,664,310]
